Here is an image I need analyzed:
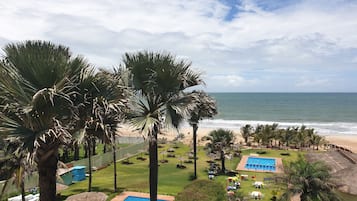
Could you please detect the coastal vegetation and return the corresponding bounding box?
[281,155,341,201]
[0,40,353,201]
[241,124,326,150]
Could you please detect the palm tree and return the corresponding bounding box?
[73,67,128,192]
[94,68,130,192]
[0,41,88,201]
[311,134,323,151]
[241,124,253,145]
[188,90,217,179]
[253,124,263,146]
[281,155,341,201]
[124,51,202,201]
[0,139,33,201]
[295,126,308,149]
[205,129,234,173]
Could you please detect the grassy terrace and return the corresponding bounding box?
[59,143,305,201]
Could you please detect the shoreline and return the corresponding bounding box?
[117,125,357,153]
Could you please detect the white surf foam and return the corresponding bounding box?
[190,119,357,135]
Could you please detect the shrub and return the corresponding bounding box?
[159,159,168,163]
[280,152,290,156]
[256,150,267,154]
[167,148,175,153]
[136,156,147,161]
[167,153,176,158]
[183,160,193,163]
[176,164,186,169]
[176,179,226,201]
[188,156,197,160]
[121,159,133,165]
[188,173,196,181]
[158,137,168,144]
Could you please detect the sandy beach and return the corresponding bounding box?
[324,135,357,153]
[118,124,357,153]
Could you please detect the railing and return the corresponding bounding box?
[70,142,147,171]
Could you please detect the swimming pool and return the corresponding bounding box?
[244,157,276,172]
[124,196,167,201]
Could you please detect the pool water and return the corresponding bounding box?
[124,196,167,201]
[244,157,276,172]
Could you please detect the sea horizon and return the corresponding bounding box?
[190,92,357,135]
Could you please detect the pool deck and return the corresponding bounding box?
[236,155,284,174]
[112,191,175,201]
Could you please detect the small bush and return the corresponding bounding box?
[121,160,133,165]
[280,152,290,156]
[160,159,168,163]
[167,153,176,158]
[136,156,147,161]
[256,150,267,154]
[176,179,226,201]
[176,164,187,169]
[167,148,175,153]
[188,156,197,160]
[184,160,193,163]
[188,173,196,181]
[158,137,168,144]
[173,133,185,141]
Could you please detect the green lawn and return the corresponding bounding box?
[60,144,351,201]
[59,142,209,200]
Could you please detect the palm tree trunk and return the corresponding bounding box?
[74,144,80,160]
[84,144,88,158]
[103,143,107,153]
[63,146,69,162]
[192,123,198,179]
[87,138,92,192]
[149,125,159,201]
[112,134,117,192]
[37,147,58,201]
[221,150,225,173]
[20,179,25,201]
[92,138,96,155]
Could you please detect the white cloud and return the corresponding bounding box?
[296,76,329,87]
[0,0,356,92]
[211,74,258,87]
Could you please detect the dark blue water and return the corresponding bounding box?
[198,93,357,135]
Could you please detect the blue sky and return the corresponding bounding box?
[0,0,356,92]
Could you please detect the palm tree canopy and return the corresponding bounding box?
[205,129,235,150]
[282,155,341,201]
[124,51,202,133]
[188,90,217,125]
[124,51,202,98]
[0,40,89,153]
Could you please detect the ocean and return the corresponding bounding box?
[197,93,357,135]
